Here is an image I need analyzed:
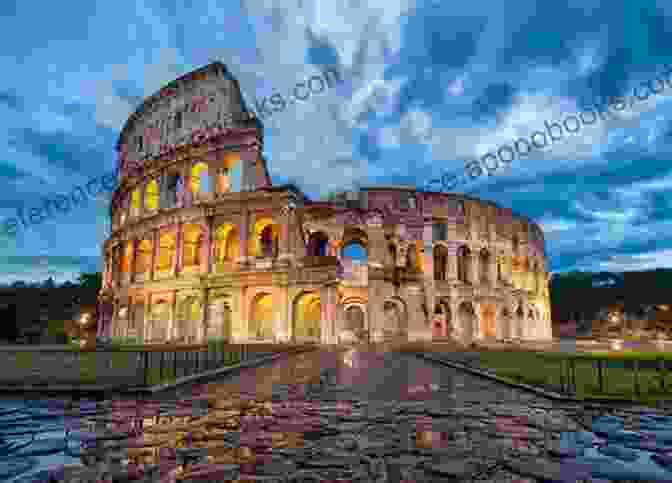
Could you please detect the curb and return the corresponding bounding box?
[0,347,316,395]
[411,352,668,412]
[139,347,313,394]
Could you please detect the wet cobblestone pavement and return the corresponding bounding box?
[3,347,672,482]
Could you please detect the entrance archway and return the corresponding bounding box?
[208,298,231,340]
[176,296,202,343]
[383,299,406,340]
[432,300,451,338]
[250,293,274,339]
[481,304,497,339]
[457,302,477,344]
[500,307,512,340]
[344,305,366,343]
[293,292,321,341]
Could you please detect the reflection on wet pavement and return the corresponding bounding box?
[3,347,672,481]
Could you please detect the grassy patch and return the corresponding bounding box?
[457,349,672,404]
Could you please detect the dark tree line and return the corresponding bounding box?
[0,272,102,344]
[550,269,672,325]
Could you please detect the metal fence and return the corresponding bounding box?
[0,342,316,388]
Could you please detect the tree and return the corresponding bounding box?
[76,272,102,291]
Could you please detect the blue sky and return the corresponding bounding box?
[1,0,672,283]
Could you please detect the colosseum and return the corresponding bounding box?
[96,61,553,345]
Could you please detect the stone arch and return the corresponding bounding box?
[213,224,240,268]
[163,171,182,208]
[457,302,477,344]
[176,295,202,342]
[216,151,242,194]
[457,245,470,283]
[144,179,159,211]
[481,303,497,339]
[405,241,422,272]
[135,238,152,278]
[155,230,177,276]
[249,292,274,339]
[253,218,279,258]
[130,188,142,217]
[343,303,367,343]
[182,224,204,270]
[147,298,170,342]
[385,243,397,267]
[480,249,491,285]
[207,296,231,340]
[433,244,448,281]
[191,161,211,194]
[383,297,407,339]
[432,298,452,338]
[307,231,330,257]
[293,291,321,341]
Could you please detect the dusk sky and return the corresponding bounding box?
[0,0,671,284]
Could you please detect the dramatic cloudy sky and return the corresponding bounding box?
[0,0,671,283]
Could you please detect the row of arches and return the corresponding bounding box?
[115,290,325,343]
[115,154,243,227]
[308,225,545,293]
[432,300,544,343]
[115,219,281,281]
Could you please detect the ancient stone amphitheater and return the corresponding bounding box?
[96,61,552,345]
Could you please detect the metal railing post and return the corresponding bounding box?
[143,351,149,386]
[160,351,164,382]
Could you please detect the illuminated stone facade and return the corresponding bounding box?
[97,62,552,345]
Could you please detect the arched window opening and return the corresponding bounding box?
[130,189,141,217]
[307,232,329,257]
[433,245,448,281]
[121,241,133,274]
[135,239,152,276]
[191,162,210,194]
[164,173,181,208]
[480,249,490,285]
[457,246,470,283]
[260,225,278,258]
[182,224,204,269]
[155,232,176,274]
[144,179,159,211]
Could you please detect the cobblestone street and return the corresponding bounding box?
[6,347,672,482]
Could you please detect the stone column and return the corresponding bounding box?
[468,250,479,285]
[446,242,459,281]
[150,229,158,281]
[505,254,514,286]
[201,289,209,343]
[422,223,435,324]
[238,211,249,268]
[201,221,212,274]
[174,223,183,276]
[143,293,152,342]
[488,251,498,288]
[320,283,338,344]
[273,286,289,342]
[169,291,177,341]
[206,216,214,274]
[277,204,294,265]
[367,296,385,343]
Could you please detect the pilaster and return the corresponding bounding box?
[174,223,184,275]
[238,211,249,267]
